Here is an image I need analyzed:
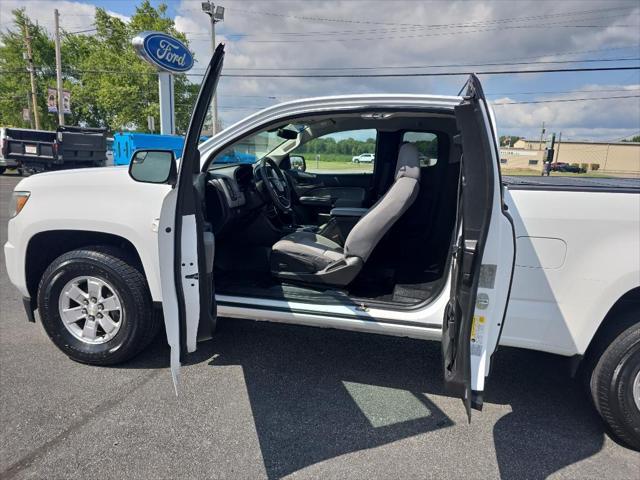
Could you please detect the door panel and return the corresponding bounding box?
[442,74,516,419]
[287,169,372,221]
[158,43,224,389]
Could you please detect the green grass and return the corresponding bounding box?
[299,153,357,163]
[307,160,373,173]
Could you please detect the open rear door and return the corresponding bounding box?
[158,44,225,391]
[442,74,516,419]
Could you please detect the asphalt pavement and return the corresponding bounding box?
[0,173,638,479]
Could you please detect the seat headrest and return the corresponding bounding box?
[395,142,420,180]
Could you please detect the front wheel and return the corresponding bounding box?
[0,167,6,175]
[590,313,640,450]
[37,247,160,365]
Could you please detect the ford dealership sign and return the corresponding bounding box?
[132,31,194,73]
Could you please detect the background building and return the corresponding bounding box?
[499,139,640,175]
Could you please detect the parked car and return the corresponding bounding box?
[2,126,107,174]
[550,162,586,173]
[352,153,375,163]
[4,46,640,449]
[0,127,22,175]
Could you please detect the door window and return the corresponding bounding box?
[291,129,378,174]
[402,131,438,167]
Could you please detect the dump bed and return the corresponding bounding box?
[4,128,56,164]
[3,126,107,172]
[57,126,107,167]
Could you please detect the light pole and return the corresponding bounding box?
[201,1,224,135]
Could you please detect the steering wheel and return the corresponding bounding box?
[257,157,292,212]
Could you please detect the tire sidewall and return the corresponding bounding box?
[611,345,640,443]
[591,318,640,450]
[39,254,148,364]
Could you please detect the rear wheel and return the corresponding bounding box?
[38,246,160,365]
[0,167,6,175]
[589,312,640,450]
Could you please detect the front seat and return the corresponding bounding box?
[271,142,421,286]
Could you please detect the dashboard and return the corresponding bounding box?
[205,164,266,233]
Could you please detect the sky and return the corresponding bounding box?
[1,0,639,141]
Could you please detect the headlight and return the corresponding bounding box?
[9,191,30,218]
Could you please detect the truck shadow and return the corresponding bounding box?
[132,317,606,480]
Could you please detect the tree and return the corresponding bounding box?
[621,135,640,143]
[0,10,57,129]
[499,135,521,147]
[0,1,199,133]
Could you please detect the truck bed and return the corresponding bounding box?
[503,175,640,192]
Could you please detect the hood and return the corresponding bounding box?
[15,166,131,191]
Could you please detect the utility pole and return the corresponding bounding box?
[538,121,545,150]
[201,1,224,135]
[26,93,33,129]
[555,132,562,162]
[23,20,40,130]
[54,9,64,126]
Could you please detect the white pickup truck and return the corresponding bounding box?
[4,46,640,449]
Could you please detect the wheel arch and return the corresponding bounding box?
[25,230,151,307]
[583,286,640,367]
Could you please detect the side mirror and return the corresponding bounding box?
[290,155,306,172]
[129,149,177,185]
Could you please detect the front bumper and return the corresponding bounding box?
[0,158,19,168]
[4,236,28,298]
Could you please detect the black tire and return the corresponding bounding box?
[0,166,6,175]
[37,246,160,365]
[589,312,640,450]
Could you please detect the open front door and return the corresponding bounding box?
[158,44,225,391]
[442,74,516,419]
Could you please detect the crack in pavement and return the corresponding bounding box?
[0,369,164,480]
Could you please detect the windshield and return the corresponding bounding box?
[211,124,304,165]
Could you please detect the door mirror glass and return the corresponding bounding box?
[290,155,306,172]
[129,149,177,184]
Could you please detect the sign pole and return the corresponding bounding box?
[54,9,65,126]
[158,71,175,135]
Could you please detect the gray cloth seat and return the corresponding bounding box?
[271,143,421,286]
[271,231,344,273]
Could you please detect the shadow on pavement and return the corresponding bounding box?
[124,318,607,479]
[487,348,605,480]
[209,319,453,479]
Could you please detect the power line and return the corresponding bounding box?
[66,27,97,34]
[184,45,640,72]
[225,5,636,28]
[238,22,640,44]
[493,94,640,105]
[487,87,640,96]
[220,57,640,72]
[183,10,639,39]
[232,12,640,39]
[5,65,638,79]
[218,65,640,78]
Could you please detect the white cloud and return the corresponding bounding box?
[492,84,640,140]
[2,0,639,139]
[0,1,129,35]
[171,0,640,135]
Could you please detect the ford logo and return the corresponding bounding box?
[132,31,194,73]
